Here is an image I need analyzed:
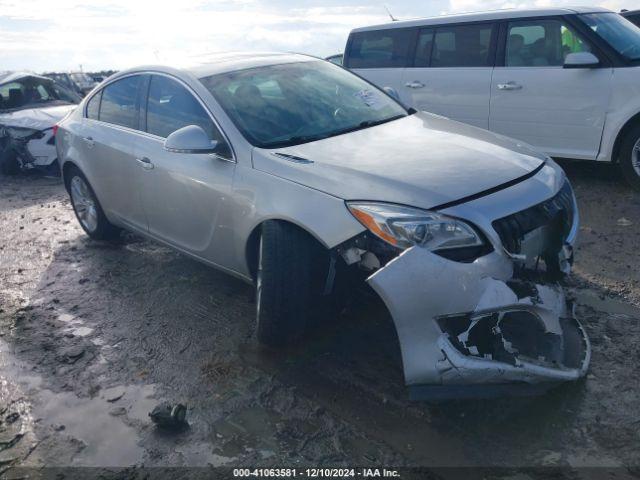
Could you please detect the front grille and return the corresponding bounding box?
[492,180,574,254]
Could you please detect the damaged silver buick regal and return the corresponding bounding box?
[56,53,590,399]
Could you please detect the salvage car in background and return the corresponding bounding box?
[56,53,589,399]
[43,72,98,97]
[621,9,640,27]
[344,7,640,189]
[0,72,79,175]
[43,73,83,97]
[69,72,99,95]
[325,53,344,66]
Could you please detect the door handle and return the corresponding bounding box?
[136,157,154,170]
[82,136,95,148]
[497,81,523,91]
[405,81,426,89]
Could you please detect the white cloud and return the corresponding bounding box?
[1,0,639,71]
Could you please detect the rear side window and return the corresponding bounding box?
[86,91,101,120]
[145,75,230,157]
[99,76,141,129]
[346,28,413,68]
[431,23,495,67]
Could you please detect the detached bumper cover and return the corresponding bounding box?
[367,247,590,399]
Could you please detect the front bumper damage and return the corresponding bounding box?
[367,247,590,400]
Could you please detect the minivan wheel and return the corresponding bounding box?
[67,167,120,240]
[256,220,326,347]
[619,124,640,191]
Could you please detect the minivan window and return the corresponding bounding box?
[347,28,414,68]
[200,61,407,149]
[99,76,140,129]
[580,12,640,61]
[431,23,494,67]
[86,91,101,120]
[506,20,591,67]
[414,28,435,67]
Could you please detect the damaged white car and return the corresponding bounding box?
[56,53,590,399]
[0,72,79,175]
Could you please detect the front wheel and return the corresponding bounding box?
[619,124,640,191]
[255,221,327,347]
[0,146,20,175]
[67,167,120,240]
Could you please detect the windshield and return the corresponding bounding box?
[580,13,640,61]
[200,60,407,148]
[0,76,79,112]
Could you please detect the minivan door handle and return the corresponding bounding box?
[136,157,154,170]
[82,136,95,148]
[497,81,523,91]
[405,81,426,89]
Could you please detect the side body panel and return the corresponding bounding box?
[597,66,640,162]
[350,68,409,104]
[61,113,146,230]
[134,134,237,264]
[489,66,612,159]
[401,67,493,128]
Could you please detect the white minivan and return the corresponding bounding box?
[343,7,640,189]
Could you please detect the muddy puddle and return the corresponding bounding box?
[1,337,158,467]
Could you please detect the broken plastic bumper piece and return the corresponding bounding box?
[367,247,590,400]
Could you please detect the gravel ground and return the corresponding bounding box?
[0,161,639,478]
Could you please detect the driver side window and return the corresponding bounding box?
[145,75,231,158]
[506,19,592,67]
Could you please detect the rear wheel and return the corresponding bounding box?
[67,167,120,240]
[255,221,327,347]
[619,124,640,191]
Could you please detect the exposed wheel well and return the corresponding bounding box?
[612,112,640,164]
[61,161,79,192]
[245,219,329,282]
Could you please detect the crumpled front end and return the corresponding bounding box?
[367,248,590,400]
[0,125,57,171]
[344,174,590,400]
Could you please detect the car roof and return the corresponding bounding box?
[110,52,318,82]
[351,6,612,32]
[621,9,640,16]
[0,71,53,86]
[186,52,316,78]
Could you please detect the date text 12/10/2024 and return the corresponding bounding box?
[233,468,401,477]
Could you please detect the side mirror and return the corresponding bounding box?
[164,125,217,154]
[563,52,600,69]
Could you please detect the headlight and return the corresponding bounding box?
[346,202,483,251]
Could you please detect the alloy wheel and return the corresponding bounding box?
[632,138,640,177]
[70,176,98,233]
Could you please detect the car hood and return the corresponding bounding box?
[252,112,548,210]
[0,104,76,131]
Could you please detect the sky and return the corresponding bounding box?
[1,0,639,72]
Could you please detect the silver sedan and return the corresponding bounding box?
[56,52,589,399]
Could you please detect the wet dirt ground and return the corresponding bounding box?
[1,161,639,478]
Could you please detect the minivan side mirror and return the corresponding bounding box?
[563,52,600,69]
[383,86,401,101]
[164,125,218,154]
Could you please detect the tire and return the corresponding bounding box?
[66,166,121,240]
[255,220,328,347]
[619,123,640,191]
[0,146,20,175]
